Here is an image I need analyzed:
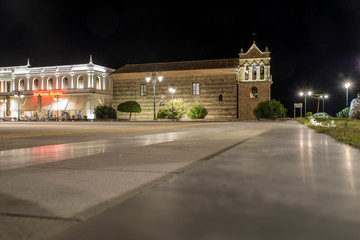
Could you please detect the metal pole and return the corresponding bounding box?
[346,88,349,108]
[304,96,307,117]
[17,94,20,121]
[153,81,156,121]
[57,97,59,121]
[171,93,174,121]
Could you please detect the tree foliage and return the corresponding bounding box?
[336,107,349,118]
[253,99,287,119]
[117,101,142,120]
[94,105,117,119]
[187,105,208,119]
[157,98,187,119]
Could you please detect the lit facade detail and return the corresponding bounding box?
[0,57,114,120]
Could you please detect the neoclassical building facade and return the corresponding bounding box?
[0,57,114,119]
[112,41,272,120]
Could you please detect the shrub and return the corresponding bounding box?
[94,105,117,119]
[187,105,208,119]
[117,101,142,120]
[336,107,349,118]
[157,98,187,119]
[306,112,313,118]
[253,99,287,119]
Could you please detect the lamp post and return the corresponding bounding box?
[323,95,328,112]
[169,87,176,121]
[14,91,24,121]
[54,95,62,121]
[146,72,163,121]
[345,82,350,108]
[299,91,312,117]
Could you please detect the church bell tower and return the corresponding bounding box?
[236,41,273,119]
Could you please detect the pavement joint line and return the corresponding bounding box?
[30,166,174,174]
[0,122,221,139]
[0,212,81,222]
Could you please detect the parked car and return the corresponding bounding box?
[308,112,330,119]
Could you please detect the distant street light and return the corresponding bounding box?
[146,72,163,121]
[169,87,176,121]
[345,82,350,108]
[299,91,311,117]
[319,94,328,112]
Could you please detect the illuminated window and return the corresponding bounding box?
[19,79,25,91]
[33,79,39,90]
[140,84,147,96]
[245,66,249,80]
[47,78,53,90]
[193,82,199,95]
[96,77,101,90]
[260,66,264,79]
[6,81,11,92]
[78,76,84,89]
[252,65,257,80]
[250,87,258,98]
[63,77,68,90]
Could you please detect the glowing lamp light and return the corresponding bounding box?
[299,92,304,96]
[169,88,176,94]
[345,82,350,89]
[146,76,151,82]
[158,75,163,82]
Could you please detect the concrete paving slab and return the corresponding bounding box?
[0,121,274,240]
[50,121,360,240]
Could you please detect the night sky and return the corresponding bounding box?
[0,0,359,116]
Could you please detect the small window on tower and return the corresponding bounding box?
[218,94,223,102]
[250,87,258,98]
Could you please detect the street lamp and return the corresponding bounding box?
[146,72,163,121]
[345,82,350,108]
[54,95,62,121]
[299,91,311,117]
[169,87,176,121]
[14,91,24,121]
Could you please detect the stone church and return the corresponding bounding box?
[111,41,272,120]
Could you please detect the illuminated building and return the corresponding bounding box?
[0,56,114,120]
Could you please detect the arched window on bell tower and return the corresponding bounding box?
[245,65,249,80]
[252,64,257,80]
[260,65,265,80]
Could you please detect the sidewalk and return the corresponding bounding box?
[50,121,360,240]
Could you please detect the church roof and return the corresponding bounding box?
[239,41,270,59]
[113,58,239,73]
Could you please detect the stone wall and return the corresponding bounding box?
[112,69,238,120]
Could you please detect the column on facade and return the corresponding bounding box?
[256,64,261,80]
[12,75,15,92]
[0,81,3,92]
[87,72,90,88]
[41,74,44,90]
[70,72,74,89]
[26,74,30,91]
[102,75,106,90]
[249,66,253,80]
[55,73,59,89]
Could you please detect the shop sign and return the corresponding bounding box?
[33,91,63,97]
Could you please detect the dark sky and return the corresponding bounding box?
[0,0,359,116]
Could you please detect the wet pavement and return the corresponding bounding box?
[1,121,360,239]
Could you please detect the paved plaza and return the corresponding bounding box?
[0,121,360,239]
